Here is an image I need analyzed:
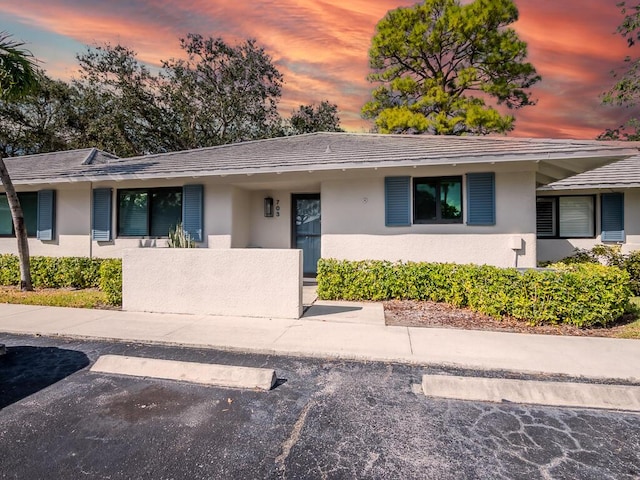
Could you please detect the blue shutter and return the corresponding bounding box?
[601,192,624,242]
[385,177,410,226]
[182,184,203,242]
[466,172,495,225]
[37,190,55,241]
[92,188,112,241]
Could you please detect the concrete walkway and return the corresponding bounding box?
[0,299,638,382]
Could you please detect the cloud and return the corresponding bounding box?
[1,0,637,137]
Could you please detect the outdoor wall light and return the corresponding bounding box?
[264,197,274,217]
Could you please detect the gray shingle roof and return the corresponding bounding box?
[3,148,119,182]
[3,133,638,185]
[539,155,640,190]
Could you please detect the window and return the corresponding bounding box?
[536,195,595,238]
[118,188,182,237]
[0,192,38,237]
[413,176,462,223]
[536,198,556,237]
[601,192,625,242]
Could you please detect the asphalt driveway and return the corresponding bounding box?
[1,334,638,479]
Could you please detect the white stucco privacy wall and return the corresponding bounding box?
[122,248,302,319]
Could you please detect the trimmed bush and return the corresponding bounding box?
[0,254,123,306]
[552,245,640,296]
[99,259,122,306]
[0,254,103,289]
[0,254,19,285]
[317,259,631,327]
[624,250,640,296]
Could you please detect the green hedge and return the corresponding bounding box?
[0,254,122,305]
[550,245,640,296]
[98,259,122,306]
[317,259,631,327]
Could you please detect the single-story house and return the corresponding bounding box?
[0,133,637,274]
[537,154,640,262]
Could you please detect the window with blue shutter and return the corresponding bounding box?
[413,176,463,223]
[92,188,112,241]
[117,187,181,237]
[601,192,624,242]
[385,177,410,226]
[37,190,55,241]
[466,172,495,225]
[182,184,203,242]
[0,192,37,237]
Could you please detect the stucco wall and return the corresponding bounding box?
[0,184,93,257]
[248,190,292,248]
[322,233,535,268]
[122,248,302,318]
[0,164,540,269]
[231,187,251,248]
[320,168,537,267]
[537,188,640,262]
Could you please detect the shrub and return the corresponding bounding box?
[0,254,19,285]
[555,245,640,295]
[0,254,103,289]
[623,250,640,296]
[99,259,122,306]
[168,222,196,248]
[0,254,122,306]
[317,259,631,327]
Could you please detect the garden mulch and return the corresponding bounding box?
[383,299,636,338]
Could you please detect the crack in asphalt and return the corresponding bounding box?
[274,399,315,478]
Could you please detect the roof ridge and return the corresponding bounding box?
[4,147,96,161]
[81,148,98,165]
[118,132,342,161]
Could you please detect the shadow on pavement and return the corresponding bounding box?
[0,346,90,409]
[302,305,363,317]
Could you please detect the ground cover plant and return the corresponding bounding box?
[0,286,110,309]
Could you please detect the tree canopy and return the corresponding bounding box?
[599,2,640,141]
[0,74,80,157]
[361,0,540,135]
[70,35,285,156]
[0,34,344,157]
[288,100,344,134]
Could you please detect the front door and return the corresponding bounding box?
[292,194,321,277]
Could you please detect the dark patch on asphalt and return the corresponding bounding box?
[103,384,191,422]
[0,345,90,408]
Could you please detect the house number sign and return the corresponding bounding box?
[275,199,280,217]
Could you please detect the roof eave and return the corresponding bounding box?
[539,183,640,191]
[7,147,637,186]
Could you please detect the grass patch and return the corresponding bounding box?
[616,318,640,339]
[615,297,640,339]
[0,286,112,309]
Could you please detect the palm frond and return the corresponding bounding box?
[0,31,39,100]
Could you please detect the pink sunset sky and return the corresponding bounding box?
[1,0,638,138]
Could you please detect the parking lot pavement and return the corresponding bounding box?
[1,333,639,480]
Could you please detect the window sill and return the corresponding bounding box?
[413,220,464,225]
[537,236,597,240]
[116,236,170,239]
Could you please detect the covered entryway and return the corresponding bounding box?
[292,194,321,276]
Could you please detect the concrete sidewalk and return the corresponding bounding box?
[0,301,638,382]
